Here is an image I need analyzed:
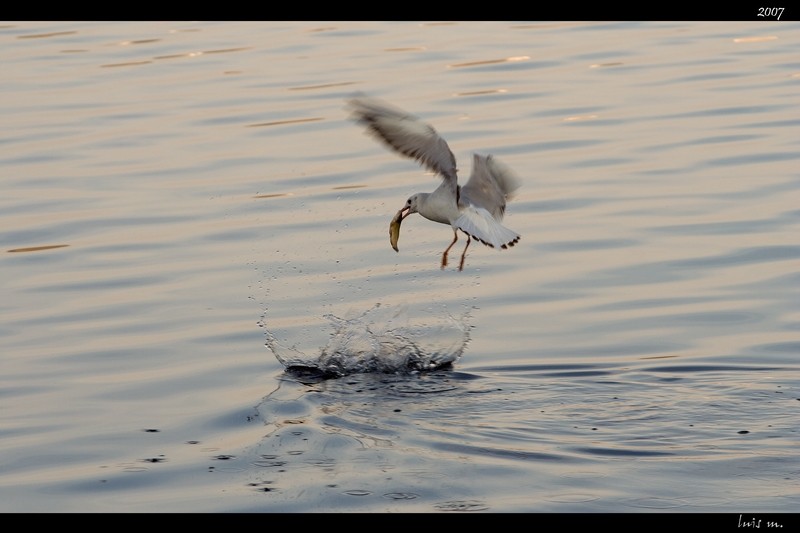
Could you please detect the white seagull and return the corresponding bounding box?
[347,95,521,271]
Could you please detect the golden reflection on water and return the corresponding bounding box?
[288,81,358,91]
[331,185,367,190]
[733,36,778,43]
[100,60,153,68]
[448,56,529,69]
[253,193,293,199]
[590,62,624,68]
[17,31,77,39]
[7,244,70,253]
[563,115,599,122]
[119,39,161,45]
[247,117,324,127]
[454,89,508,96]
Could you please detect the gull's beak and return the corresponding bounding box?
[400,205,411,219]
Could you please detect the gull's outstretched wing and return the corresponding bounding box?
[347,96,458,185]
[460,154,521,221]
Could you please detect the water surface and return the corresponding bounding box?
[1,21,798,513]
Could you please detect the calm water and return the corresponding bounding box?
[1,21,799,514]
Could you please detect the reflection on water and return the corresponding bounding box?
[249,358,799,512]
[261,303,471,378]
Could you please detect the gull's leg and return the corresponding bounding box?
[441,230,459,269]
[458,233,472,271]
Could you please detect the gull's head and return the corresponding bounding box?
[401,194,420,218]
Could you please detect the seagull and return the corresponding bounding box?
[347,95,521,271]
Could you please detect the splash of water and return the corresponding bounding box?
[262,303,471,377]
